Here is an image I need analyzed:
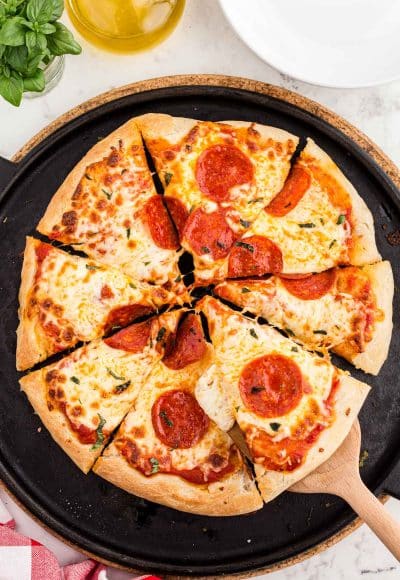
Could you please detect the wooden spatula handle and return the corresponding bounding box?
[341,476,400,561]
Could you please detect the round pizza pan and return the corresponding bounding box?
[0,75,399,578]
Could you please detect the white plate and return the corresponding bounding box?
[219,0,400,88]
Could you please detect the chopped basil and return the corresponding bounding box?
[114,380,131,394]
[78,398,83,405]
[285,327,295,336]
[86,264,100,271]
[156,327,166,342]
[70,376,80,384]
[337,214,346,225]
[248,197,264,204]
[159,410,173,427]
[121,168,128,175]
[251,386,264,394]
[270,422,281,432]
[126,227,131,239]
[249,328,258,339]
[175,274,182,283]
[329,239,337,249]
[320,218,325,225]
[298,222,315,228]
[235,241,254,253]
[150,457,159,474]
[101,188,112,200]
[240,219,251,228]
[313,329,327,335]
[216,241,226,249]
[235,405,240,413]
[91,414,106,451]
[291,346,298,352]
[106,368,125,381]
[201,246,211,254]
[144,261,150,266]
[241,287,250,293]
[129,282,137,289]
[85,173,92,180]
[164,172,173,186]
[359,449,369,468]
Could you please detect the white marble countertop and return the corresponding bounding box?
[0,1,400,578]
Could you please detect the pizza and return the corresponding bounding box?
[94,312,262,515]
[195,297,370,502]
[37,119,184,290]
[224,139,380,279]
[215,262,393,375]
[136,114,299,284]
[15,115,393,516]
[19,311,180,473]
[16,237,178,370]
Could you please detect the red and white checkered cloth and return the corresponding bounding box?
[0,498,161,580]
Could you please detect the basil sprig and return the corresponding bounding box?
[0,0,81,106]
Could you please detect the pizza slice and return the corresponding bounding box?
[215,262,393,375]
[136,113,298,283]
[37,119,183,288]
[94,311,262,516]
[195,297,370,503]
[225,139,380,279]
[16,237,181,371]
[19,311,180,473]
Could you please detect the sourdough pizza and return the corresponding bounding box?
[37,119,184,290]
[17,237,178,370]
[215,262,393,375]
[94,312,262,515]
[19,311,180,473]
[15,115,392,516]
[196,297,370,502]
[136,114,298,283]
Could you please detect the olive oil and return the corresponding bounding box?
[66,0,185,53]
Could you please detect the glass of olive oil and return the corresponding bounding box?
[66,0,185,53]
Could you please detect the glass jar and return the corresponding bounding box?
[66,0,185,53]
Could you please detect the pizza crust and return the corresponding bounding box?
[255,373,370,503]
[303,139,381,266]
[38,119,143,236]
[93,444,263,516]
[350,261,394,375]
[20,370,101,473]
[16,237,46,371]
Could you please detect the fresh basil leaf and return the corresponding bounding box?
[0,45,5,59]
[23,68,44,92]
[27,0,53,24]
[40,22,56,35]
[36,31,46,51]
[0,16,27,46]
[0,71,23,105]
[47,22,81,55]
[48,0,64,22]
[25,30,37,51]
[90,414,106,451]
[5,45,29,72]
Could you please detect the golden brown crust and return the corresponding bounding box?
[351,261,394,375]
[255,373,370,502]
[37,119,142,236]
[93,445,262,516]
[304,139,381,265]
[135,113,197,147]
[19,370,101,474]
[16,237,47,371]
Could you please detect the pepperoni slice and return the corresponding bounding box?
[163,313,207,370]
[142,195,179,250]
[35,242,52,263]
[239,354,304,418]
[280,270,336,300]
[105,319,152,352]
[152,390,209,448]
[228,235,283,277]
[265,165,311,217]
[195,144,254,202]
[105,304,154,332]
[164,196,189,240]
[183,208,237,259]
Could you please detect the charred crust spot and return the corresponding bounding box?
[56,387,65,399]
[62,328,74,342]
[42,299,52,310]
[45,369,62,383]
[61,211,77,230]
[48,388,56,398]
[186,126,199,144]
[107,148,120,167]
[248,124,260,137]
[208,453,225,468]
[345,407,351,416]
[72,183,82,201]
[118,139,123,149]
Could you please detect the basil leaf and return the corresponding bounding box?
[47,22,81,55]
[23,68,44,92]
[25,30,37,51]
[90,414,106,451]
[149,457,159,474]
[114,380,131,394]
[270,422,281,432]
[0,71,23,105]
[0,45,5,59]
[5,45,29,72]
[0,16,27,46]
[48,0,64,22]
[40,22,56,35]
[27,0,53,24]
